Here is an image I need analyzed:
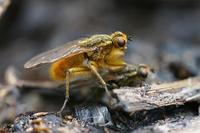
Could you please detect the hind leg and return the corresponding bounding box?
[57,67,90,117]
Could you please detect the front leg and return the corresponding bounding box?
[87,61,111,97]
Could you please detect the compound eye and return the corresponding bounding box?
[117,38,126,47]
[138,66,148,78]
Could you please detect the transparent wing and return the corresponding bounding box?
[24,39,93,68]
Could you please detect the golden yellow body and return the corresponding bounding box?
[50,53,86,80]
[24,31,128,115]
[50,43,126,81]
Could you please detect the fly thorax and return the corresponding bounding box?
[86,48,102,61]
[86,45,111,61]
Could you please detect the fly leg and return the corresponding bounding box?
[57,70,70,117]
[87,61,111,98]
[57,67,90,117]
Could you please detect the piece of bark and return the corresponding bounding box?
[111,77,200,113]
[133,116,200,133]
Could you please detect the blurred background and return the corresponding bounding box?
[0,0,200,82]
[1,0,200,128]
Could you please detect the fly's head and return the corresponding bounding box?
[110,31,128,61]
[111,31,127,51]
[104,32,128,67]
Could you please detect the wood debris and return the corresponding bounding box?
[111,77,200,113]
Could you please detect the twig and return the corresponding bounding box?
[148,78,200,94]
[0,0,10,18]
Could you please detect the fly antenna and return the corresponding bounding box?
[127,34,134,41]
